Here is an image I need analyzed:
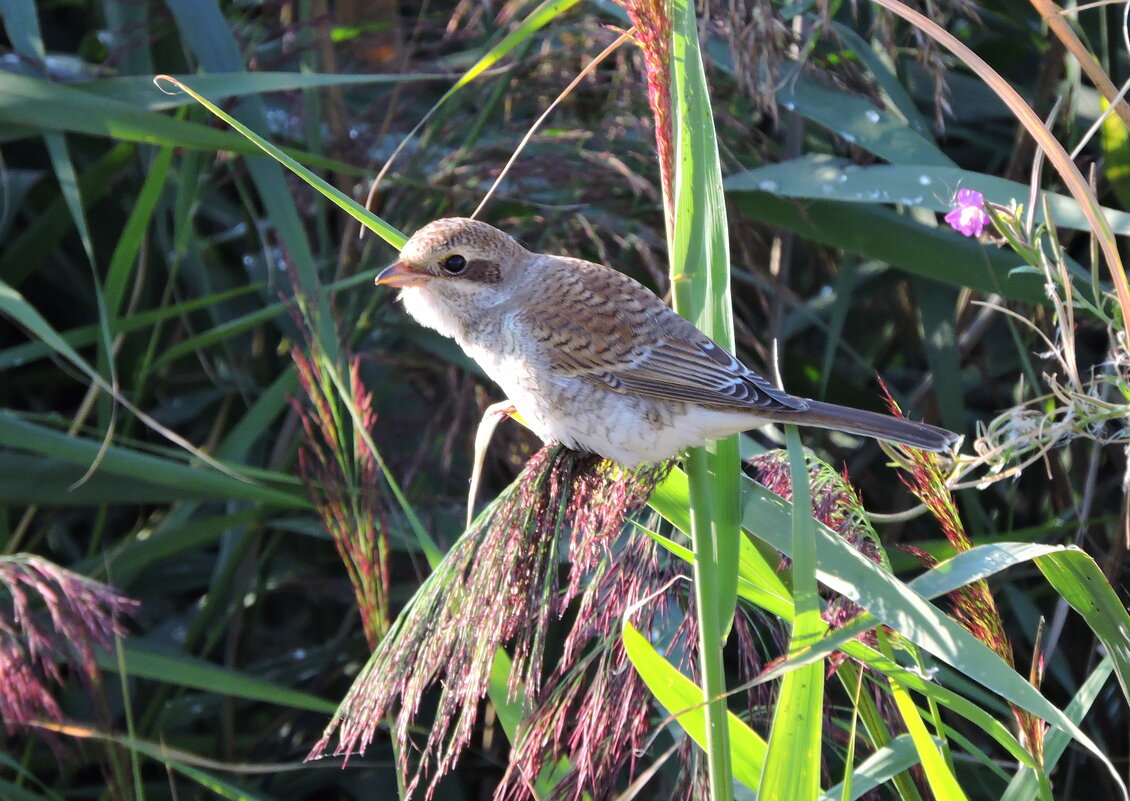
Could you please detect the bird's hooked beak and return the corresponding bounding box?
[375,260,429,288]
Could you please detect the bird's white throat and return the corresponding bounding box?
[397,285,466,341]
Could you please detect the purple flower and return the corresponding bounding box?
[944,188,990,237]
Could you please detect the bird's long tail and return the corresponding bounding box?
[768,400,960,452]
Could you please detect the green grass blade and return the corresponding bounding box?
[0,283,264,371]
[668,2,741,796]
[78,508,267,587]
[640,516,795,620]
[378,0,585,160]
[0,142,135,287]
[0,72,355,170]
[154,77,404,249]
[821,734,923,801]
[0,753,66,801]
[757,542,1068,679]
[81,733,281,801]
[0,413,307,507]
[83,71,443,109]
[0,279,260,480]
[0,3,103,345]
[883,650,970,801]
[1001,656,1114,801]
[455,0,584,90]
[104,146,173,316]
[156,0,437,562]
[760,427,825,800]
[42,132,97,267]
[216,368,300,462]
[0,781,53,801]
[845,641,1036,770]
[99,644,336,713]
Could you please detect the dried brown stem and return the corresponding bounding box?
[1029,0,1130,131]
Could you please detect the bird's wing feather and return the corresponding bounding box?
[521,257,807,413]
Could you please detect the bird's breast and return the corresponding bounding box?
[459,317,543,398]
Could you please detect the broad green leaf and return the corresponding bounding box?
[829,22,934,139]
[855,644,1035,766]
[487,649,524,739]
[915,279,966,434]
[704,43,947,166]
[726,155,1130,236]
[910,543,1065,599]
[778,79,951,167]
[653,468,1075,791]
[622,622,766,791]
[727,191,1050,305]
[757,541,1068,681]
[1035,550,1130,702]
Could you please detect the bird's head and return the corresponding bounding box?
[377,218,529,295]
[376,218,532,338]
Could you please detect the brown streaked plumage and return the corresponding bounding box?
[376,218,960,466]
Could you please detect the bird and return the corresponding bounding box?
[376,218,959,467]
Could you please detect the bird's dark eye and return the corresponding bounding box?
[442,254,467,274]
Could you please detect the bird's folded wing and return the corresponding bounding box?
[523,256,806,413]
[545,325,807,413]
